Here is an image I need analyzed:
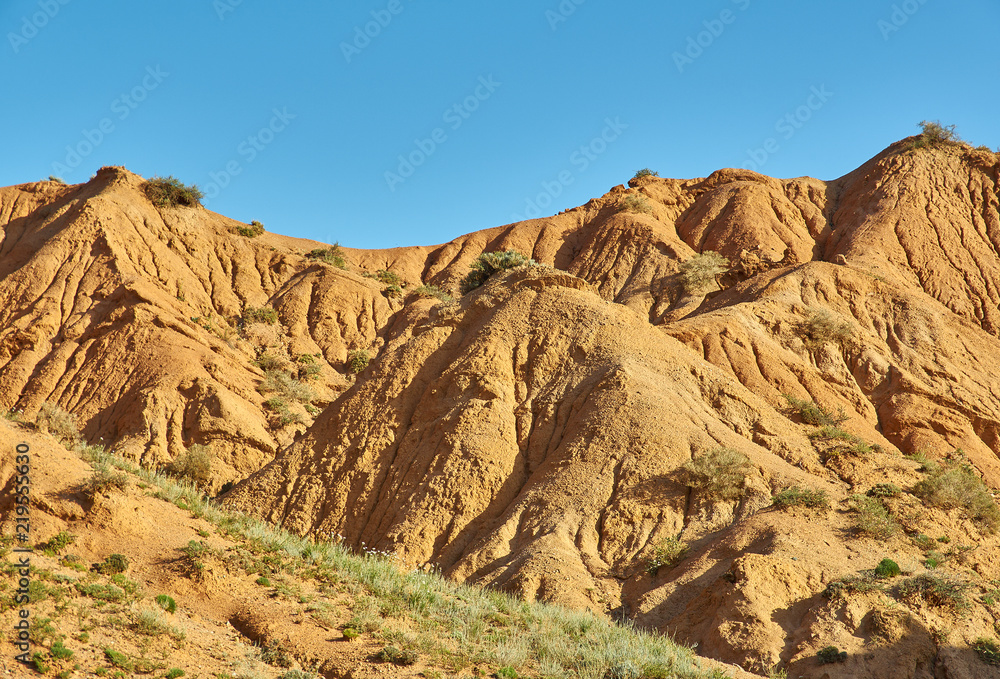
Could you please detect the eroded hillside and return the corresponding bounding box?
[3,136,1000,678]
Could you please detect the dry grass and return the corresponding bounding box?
[683,448,751,502]
[36,402,80,446]
[912,459,1000,532]
[798,308,852,349]
[679,252,729,295]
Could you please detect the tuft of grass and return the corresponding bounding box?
[104,648,134,672]
[85,463,129,496]
[682,448,751,502]
[144,176,204,208]
[377,645,418,666]
[306,244,347,269]
[48,175,66,184]
[896,574,971,611]
[868,483,901,499]
[235,220,265,238]
[679,251,729,295]
[798,308,852,349]
[823,573,885,599]
[911,459,1000,532]
[254,354,287,371]
[782,394,847,427]
[848,494,899,539]
[771,487,829,509]
[155,594,177,614]
[383,284,403,299]
[375,269,404,287]
[618,194,653,215]
[346,350,370,375]
[259,370,314,404]
[51,639,73,660]
[646,536,688,575]
[460,250,536,295]
[168,444,213,488]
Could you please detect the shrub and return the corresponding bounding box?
[144,176,204,208]
[306,245,347,269]
[235,220,265,237]
[166,670,186,679]
[682,448,751,501]
[255,353,286,371]
[155,594,177,614]
[48,175,66,184]
[816,646,846,664]
[771,487,829,509]
[243,306,279,325]
[412,285,454,303]
[32,652,50,674]
[346,350,370,374]
[782,395,848,427]
[912,460,1000,532]
[496,667,518,679]
[633,168,659,180]
[76,582,126,602]
[848,495,899,539]
[86,464,129,496]
[909,120,962,150]
[646,536,688,575]
[679,251,729,295]
[896,574,970,611]
[376,645,417,665]
[868,483,901,499]
[36,402,80,444]
[460,250,536,295]
[104,647,134,672]
[973,638,1000,666]
[37,531,76,556]
[93,554,130,575]
[823,574,884,599]
[376,270,404,287]
[383,284,403,299]
[618,194,653,215]
[874,558,901,578]
[51,640,73,660]
[798,309,851,348]
[169,444,212,487]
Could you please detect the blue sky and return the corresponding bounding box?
[2,1,997,249]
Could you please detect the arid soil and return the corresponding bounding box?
[3,137,1000,677]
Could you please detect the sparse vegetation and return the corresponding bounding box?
[460,250,536,295]
[771,487,829,509]
[85,463,129,496]
[375,269,404,287]
[679,251,729,295]
[377,644,418,666]
[798,308,851,349]
[646,536,689,575]
[168,444,213,488]
[848,494,899,539]
[37,531,76,556]
[682,448,751,502]
[48,175,66,184]
[868,483,901,499]
[155,594,177,614]
[911,458,1000,532]
[633,168,659,180]
[383,284,403,299]
[144,176,204,208]
[823,573,885,599]
[259,369,314,404]
[93,554,130,576]
[306,244,347,269]
[346,349,370,374]
[235,220,265,237]
[618,194,653,215]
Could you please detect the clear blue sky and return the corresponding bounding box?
[2,1,997,249]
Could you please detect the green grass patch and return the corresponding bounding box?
[771,487,829,509]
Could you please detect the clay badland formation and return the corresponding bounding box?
[3,130,1000,678]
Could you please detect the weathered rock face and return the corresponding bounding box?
[4,139,1000,678]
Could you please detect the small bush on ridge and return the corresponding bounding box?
[646,536,688,575]
[346,350,370,374]
[771,487,829,509]
[460,250,536,295]
[679,251,729,295]
[144,176,204,208]
[682,448,751,502]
